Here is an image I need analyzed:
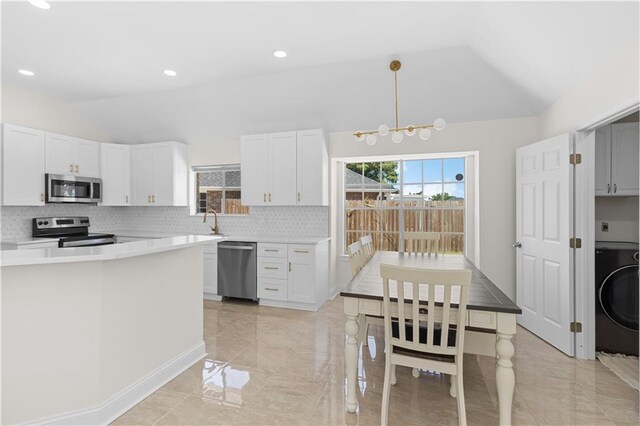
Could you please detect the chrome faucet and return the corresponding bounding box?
[203,208,220,235]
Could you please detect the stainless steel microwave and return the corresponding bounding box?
[45,174,102,203]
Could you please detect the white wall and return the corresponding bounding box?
[330,116,539,299]
[1,84,111,142]
[595,196,639,243]
[538,47,640,139]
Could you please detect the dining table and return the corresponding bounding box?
[340,251,522,425]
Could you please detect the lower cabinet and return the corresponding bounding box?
[257,240,329,311]
[203,241,220,300]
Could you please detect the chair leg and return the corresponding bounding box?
[412,368,420,378]
[449,374,457,398]
[381,357,392,426]
[363,320,371,348]
[455,369,466,426]
[391,364,397,385]
[357,314,366,347]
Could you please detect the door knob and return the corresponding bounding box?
[513,241,522,248]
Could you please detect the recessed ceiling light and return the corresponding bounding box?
[163,69,177,77]
[28,0,51,10]
[273,50,287,58]
[18,69,35,77]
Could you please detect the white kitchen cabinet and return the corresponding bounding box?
[45,133,100,177]
[130,142,188,206]
[203,242,219,300]
[240,134,269,205]
[1,124,45,206]
[100,143,130,206]
[240,129,328,206]
[256,240,329,310]
[296,129,329,206]
[268,132,297,205]
[595,123,639,196]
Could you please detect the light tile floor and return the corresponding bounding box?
[113,297,639,425]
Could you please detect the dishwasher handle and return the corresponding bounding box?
[219,244,255,251]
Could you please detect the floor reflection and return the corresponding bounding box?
[201,359,251,407]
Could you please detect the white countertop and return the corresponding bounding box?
[101,230,330,245]
[1,237,60,245]
[0,235,222,267]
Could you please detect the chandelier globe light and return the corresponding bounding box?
[353,60,446,145]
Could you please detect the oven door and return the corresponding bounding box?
[60,236,116,247]
[46,174,98,203]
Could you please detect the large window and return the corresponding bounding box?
[345,158,465,254]
[193,165,249,215]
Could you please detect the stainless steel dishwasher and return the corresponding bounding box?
[217,241,257,301]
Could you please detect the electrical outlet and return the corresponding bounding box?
[601,221,609,232]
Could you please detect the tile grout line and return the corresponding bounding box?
[152,389,195,426]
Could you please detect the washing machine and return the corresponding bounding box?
[595,241,639,356]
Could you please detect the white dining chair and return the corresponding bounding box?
[404,231,440,255]
[379,264,471,426]
[347,240,365,277]
[359,234,383,347]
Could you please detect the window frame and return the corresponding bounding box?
[190,164,250,217]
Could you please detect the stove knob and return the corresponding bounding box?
[43,221,49,225]
[37,221,43,225]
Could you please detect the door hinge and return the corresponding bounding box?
[569,237,582,249]
[569,153,582,165]
[570,322,582,333]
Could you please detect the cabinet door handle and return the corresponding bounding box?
[264,266,279,270]
[607,183,611,193]
[289,262,292,272]
[70,164,74,172]
[613,183,617,194]
[75,164,79,173]
[264,287,279,292]
[152,195,155,203]
[264,193,267,203]
[268,193,272,202]
[125,195,129,204]
[293,250,309,254]
[40,193,44,202]
[297,192,301,202]
[148,195,151,203]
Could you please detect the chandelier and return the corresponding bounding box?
[353,60,446,145]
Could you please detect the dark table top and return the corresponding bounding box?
[340,251,522,315]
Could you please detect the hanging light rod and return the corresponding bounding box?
[353,60,446,145]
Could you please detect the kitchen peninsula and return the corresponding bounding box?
[0,235,221,425]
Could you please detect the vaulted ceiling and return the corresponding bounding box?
[2,1,638,143]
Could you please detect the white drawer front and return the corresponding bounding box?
[258,278,288,301]
[258,243,288,258]
[469,310,497,329]
[257,257,287,279]
[288,244,314,260]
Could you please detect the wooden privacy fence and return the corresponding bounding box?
[345,200,464,253]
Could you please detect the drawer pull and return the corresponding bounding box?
[264,249,279,252]
[264,266,279,270]
[293,250,309,254]
[264,287,279,292]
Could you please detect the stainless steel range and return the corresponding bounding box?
[32,217,116,248]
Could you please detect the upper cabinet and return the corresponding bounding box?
[45,133,100,177]
[131,142,188,206]
[100,143,130,206]
[1,124,46,206]
[595,123,639,196]
[241,129,328,206]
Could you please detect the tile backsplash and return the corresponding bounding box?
[0,205,329,240]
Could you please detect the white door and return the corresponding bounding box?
[152,143,175,206]
[515,133,574,355]
[611,123,639,196]
[297,129,327,206]
[131,144,154,205]
[75,138,100,177]
[2,124,45,206]
[593,126,611,196]
[101,143,130,206]
[240,134,269,205]
[287,245,316,304]
[268,132,297,205]
[45,133,75,175]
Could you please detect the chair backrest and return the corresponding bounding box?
[360,235,374,259]
[404,231,440,255]
[380,264,471,358]
[347,240,364,277]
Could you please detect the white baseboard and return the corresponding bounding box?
[259,299,320,311]
[28,342,206,425]
[204,292,222,301]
